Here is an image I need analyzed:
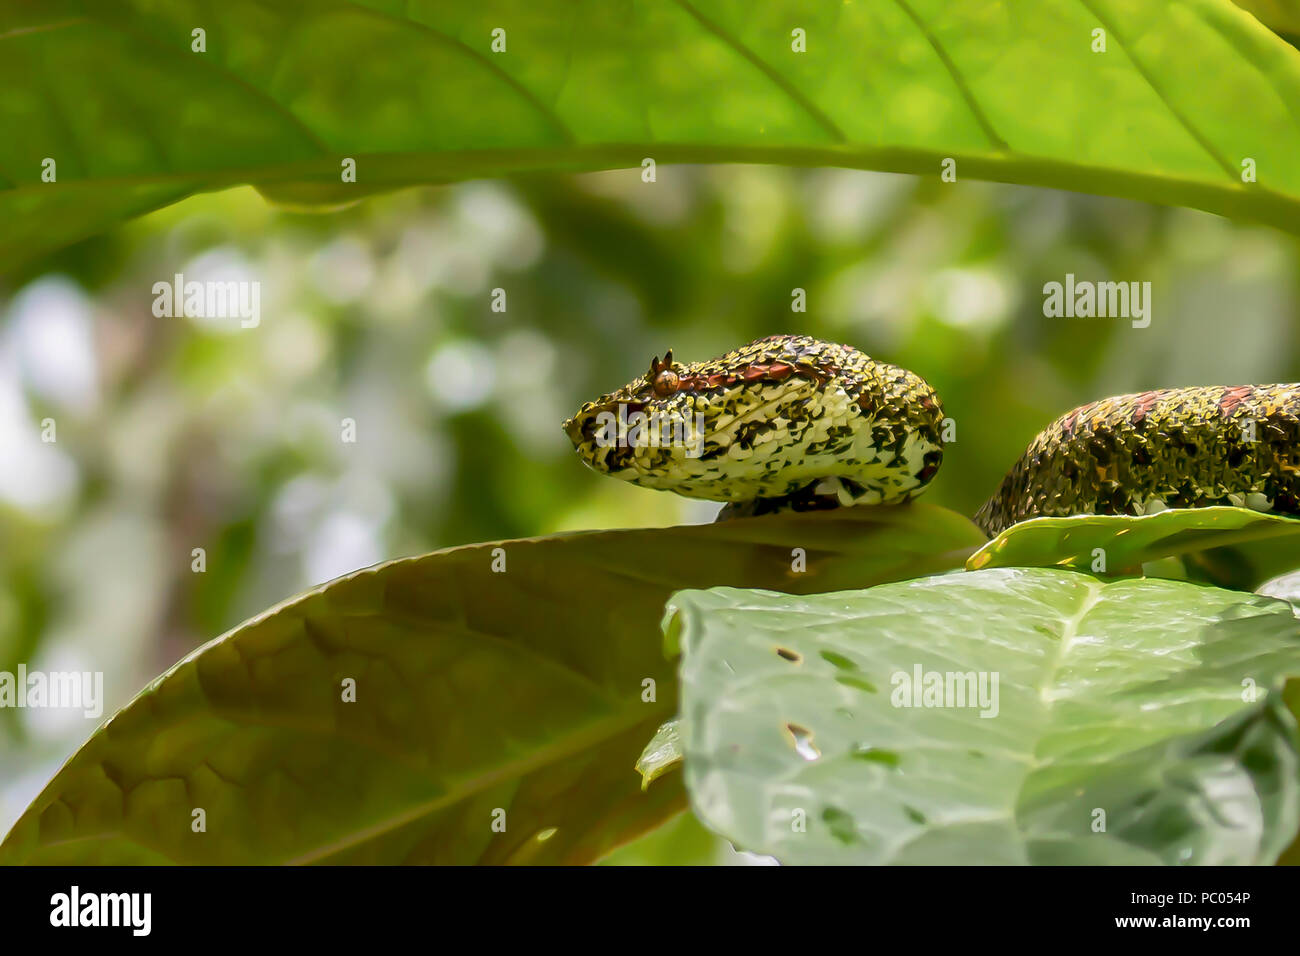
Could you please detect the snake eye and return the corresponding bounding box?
[653,369,680,397]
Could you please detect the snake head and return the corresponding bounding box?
[563,335,946,506]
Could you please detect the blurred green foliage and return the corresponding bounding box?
[2,167,1298,854]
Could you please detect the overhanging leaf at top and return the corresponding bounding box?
[0,503,982,865]
[2,0,1300,270]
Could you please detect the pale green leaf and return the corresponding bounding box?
[671,568,1300,864]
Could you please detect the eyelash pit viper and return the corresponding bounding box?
[562,334,1300,536]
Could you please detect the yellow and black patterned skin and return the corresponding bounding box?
[563,335,946,512]
[566,337,1300,536]
[974,385,1300,535]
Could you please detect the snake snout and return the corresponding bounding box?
[562,415,583,446]
[563,410,625,474]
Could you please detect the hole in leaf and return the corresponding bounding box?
[785,722,820,761]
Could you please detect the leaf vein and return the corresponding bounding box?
[1078,0,1238,180]
[670,0,847,143]
[891,0,1007,151]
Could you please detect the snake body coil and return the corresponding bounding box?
[564,335,1300,536]
[974,385,1300,534]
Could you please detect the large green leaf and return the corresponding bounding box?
[0,503,982,864]
[669,568,1300,864]
[4,0,1300,269]
[968,507,1300,589]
